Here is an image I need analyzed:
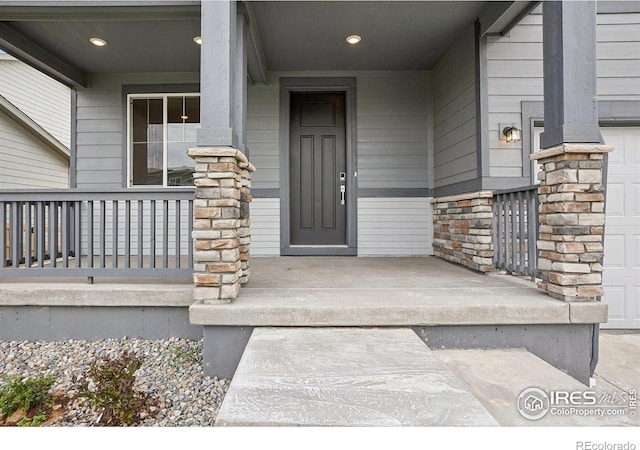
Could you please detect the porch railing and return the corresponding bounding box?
[1,189,193,279]
[492,185,538,279]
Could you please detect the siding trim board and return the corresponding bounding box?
[597,2,640,14]
[252,188,280,198]
[70,88,77,188]
[476,20,490,179]
[358,188,433,198]
[252,188,433,199]
[433,177,483,198]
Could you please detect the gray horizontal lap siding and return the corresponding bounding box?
[0,57,71,149]
[487,8,640,180]
[0,111,69,189]
[432,27,478,189]
[247,71,430,192]
[76,71,430,192]
[75,73,200,189]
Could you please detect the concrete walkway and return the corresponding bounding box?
[216,328,639,427]
[216,328,498,426]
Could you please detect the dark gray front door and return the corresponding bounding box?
[290,92,347,245]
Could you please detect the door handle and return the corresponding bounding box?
[340,185,346,205]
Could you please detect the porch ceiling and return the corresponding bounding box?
[0,1,521,87]
[0,2,201,86]
[6,19,201,73]
[251,1,489,71]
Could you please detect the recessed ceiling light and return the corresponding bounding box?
[89,37,107,47]
[346,35,361,45]
[193,36,202,45]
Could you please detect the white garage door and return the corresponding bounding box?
[601,127,640,329]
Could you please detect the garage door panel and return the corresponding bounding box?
[603,285,626,319]
[634,286,640,320]
[604,234,626,267]
[633,138,640,165]
[605,183,625,217]
[601,127,640,328]
[629,285,640,320]
[603,131,625,165]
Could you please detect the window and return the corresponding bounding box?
[128,93,200,187]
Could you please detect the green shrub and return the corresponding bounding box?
[17,411,47,427]
[0,375,56,417]
[79,351,152,426]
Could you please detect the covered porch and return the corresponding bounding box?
[0,1,612,386]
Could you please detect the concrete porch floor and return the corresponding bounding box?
[190,257,607,327]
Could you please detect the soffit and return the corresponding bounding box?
[250,1,489,71]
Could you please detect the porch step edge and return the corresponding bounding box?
[189,298,608,327]
[0,284,193,307]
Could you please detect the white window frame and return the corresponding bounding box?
[126,92,200,188]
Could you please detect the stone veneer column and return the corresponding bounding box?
[431,191,495,272]
[530,144,613,302]
[187,147,255,304]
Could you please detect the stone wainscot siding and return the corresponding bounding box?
[431,191,495,273]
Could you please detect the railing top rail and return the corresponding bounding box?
[492,185,539,196]
[0,188,194,202]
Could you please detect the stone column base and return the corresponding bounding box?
[188,147,255,304]
[530,143,613,302]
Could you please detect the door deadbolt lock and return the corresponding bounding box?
[340,185,346,205]
[339,172,346,181]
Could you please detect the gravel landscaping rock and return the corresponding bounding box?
[0,338,229,426]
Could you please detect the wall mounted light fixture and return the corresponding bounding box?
[502,124,521,143]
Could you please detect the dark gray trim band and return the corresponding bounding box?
[251,188,280,198]
[482,177,532,191]
[358,188,433,198]
[476,20,489,180]
[433,178,483,198]
[70,88,78,188]
[253,188,433,199]
[0,306,202,341]
[597,1,640,14]
[122,84,200,95]
[521,101,544,184]
[433,177,533,198]
[281,247,357,257]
